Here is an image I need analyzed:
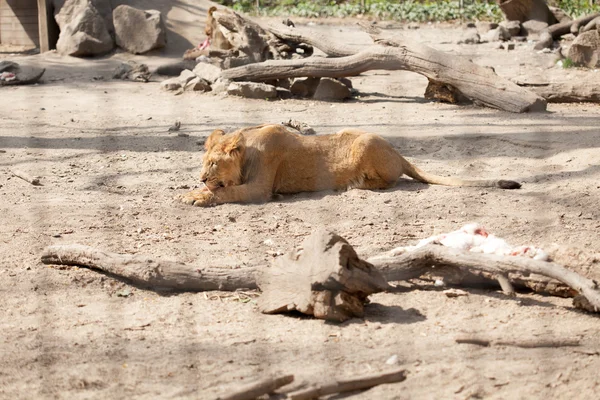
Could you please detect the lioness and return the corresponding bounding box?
[178,124,520,207]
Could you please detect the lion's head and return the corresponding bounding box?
[199,129,246,191]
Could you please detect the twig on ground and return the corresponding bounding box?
[10,169,42,186]
[284,368,406,400]
[455,336,580,348]
[216,374,294,400]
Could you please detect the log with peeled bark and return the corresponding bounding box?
[41,231,600,315]
[513,74,600,103]
[535,12,600,49]
[221,30,546,113]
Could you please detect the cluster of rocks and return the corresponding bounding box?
[160,61,354,101]
[52,0,166,57]
[458,20,546,46]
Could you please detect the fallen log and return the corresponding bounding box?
[222,33,546,113]
[42,231,600,315]
[535,12,600,49]
[513,75,600,103]
[455,336,580,348]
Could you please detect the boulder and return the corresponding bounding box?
[184,77,211,92]
[55,0,114,56]
[522,20,549,37]
[290,77,321,97]
[113,5,166,54]
[211,78,231,94]
[567,30,600,68]
[482,26,511,42]
[227,82,278,99]
[459,29,481,45]
[112,61,151,82]
[313,77,351,101]
[192,62,222,83]
[500,20,521,37]
[475,21,498,34]
[53,0,113,35]
[161,77,182,92]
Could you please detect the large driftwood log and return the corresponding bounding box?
[42,232,600,314]
[257,230,390,322]
[535,12,600,49]
[40,244,259,291]
[210,12,545,113]
[514,77,600,103]
[222,33,546,113]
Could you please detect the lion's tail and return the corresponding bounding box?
[399,157,521,189]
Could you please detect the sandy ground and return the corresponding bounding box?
[1,2,600,399]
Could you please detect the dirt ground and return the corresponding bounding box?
[2,2,600,399]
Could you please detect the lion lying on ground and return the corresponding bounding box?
[178,124,520,207]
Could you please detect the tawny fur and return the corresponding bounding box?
[178,124,520,207]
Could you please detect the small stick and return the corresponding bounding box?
[10,169,42,186]
[455,336,580,348]
[216,374,294,400]
[286,368,406,400]
[496,274,515,296]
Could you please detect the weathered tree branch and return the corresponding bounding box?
[217,374,294,400]
[41,244,259,291]
[285,368,406,400]
[42,232,600,314]
[535,12,600,49]
[455,336,580,348]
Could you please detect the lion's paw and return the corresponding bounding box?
[176,189,214,207]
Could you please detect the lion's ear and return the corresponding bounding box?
[205,129,225,151]
[223,131,245,155]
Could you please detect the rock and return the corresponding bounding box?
[55,0,114,56]
[337,77,353,88]
[482,25,511,42]
[549,6,572,24]
[568,30,600,68]
[313,77,351,101]
[475,21,498,34]
[465,22,476,29]
[184,77,211,92]
[53,0,113,35]
[0,61,45,86]
[112,61,151,82]
[506,43,515,51]
[522,20,549,37]
[500,20,521,37]
[161,77,182,91]
[211,78,231,94]
[177,69,197,86]
[276,87,293,99]
[290,77,321,97]
[155,60,197,76]
[407,23,419,30]
[192,62,222,83]
[459,29,480,44]
[227,82,278,99]
[113,5,166,54]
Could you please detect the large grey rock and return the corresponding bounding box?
[53,0,113,35]
[500,20,521,37]
[568,30,600,68]
[290,77,321,97]
[227,82,278,99]
[522,20,549,37]
[192,62,222,83]
[482,25,511,42]
[475,21,498,34]
[185,77,211,92]
[113,5,166,54]
[313,77,351,101]
[459,28,480,44]
[55,0,114,56]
